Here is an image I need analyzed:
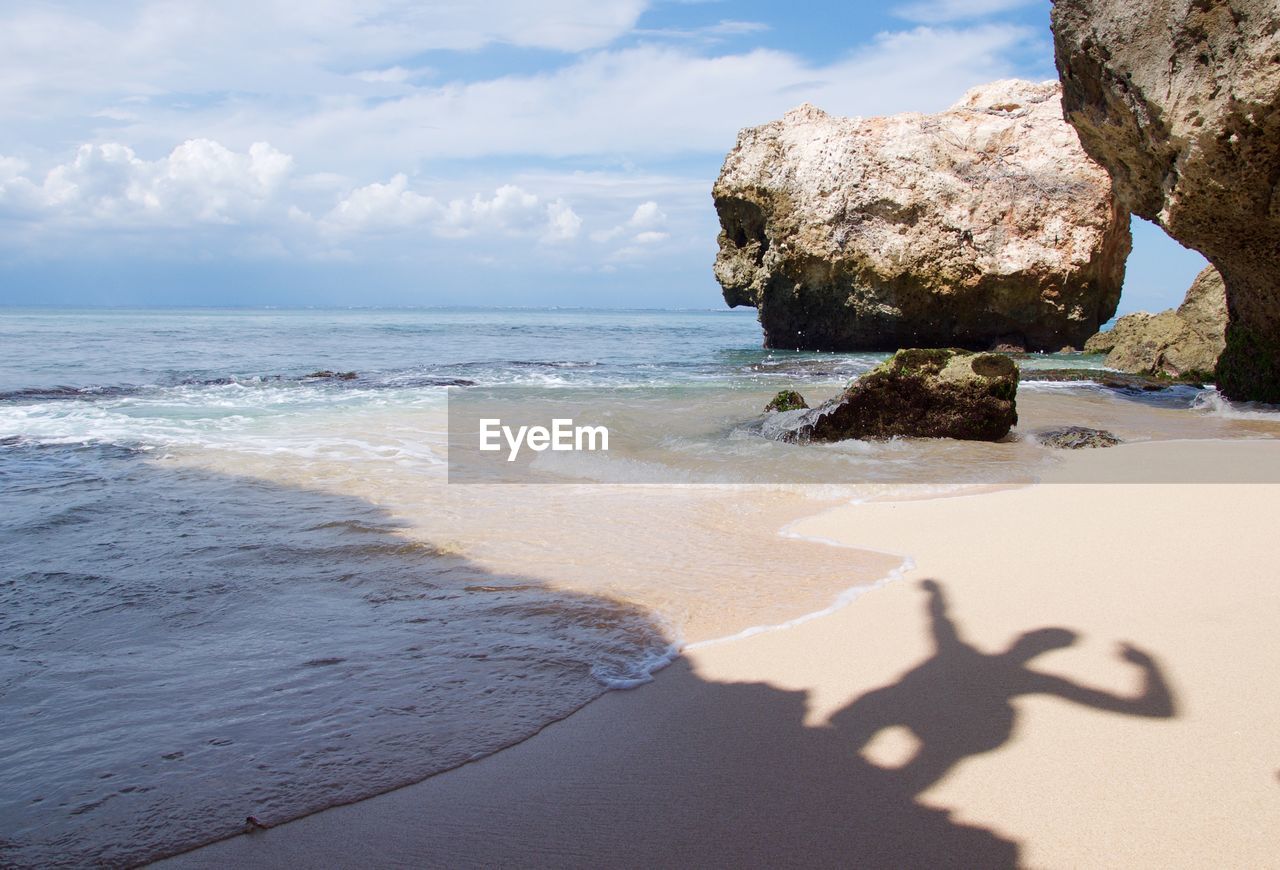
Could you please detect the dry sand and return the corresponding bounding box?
[160,440,1280,868]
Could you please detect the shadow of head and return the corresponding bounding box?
[1004,626,1078,662]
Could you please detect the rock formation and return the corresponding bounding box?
[763,349,1019,443]
[1084,266,1227,379]
[1053,0,1280,401]
[713,80,1131,353]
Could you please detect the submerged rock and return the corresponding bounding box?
[769,349,1019,443]
[1053,0,1280,401]
[1083,266,1227,380]
[713,80,1130,352]
[1022,368,1206,391]
[764,390,809,413]
[306,370,358,380]
[1035,427,1122,449]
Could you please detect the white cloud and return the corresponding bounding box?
[635,19,771,41]
[1,139,291,225]
[543,200,583,242]
[0,155,28,183]
[322,177,581,243]
[0,1,651,140]
[445,185,541,235]
[592,200,669,243]
[0,0,1049,287]
[894,0,1041,23]
[0,142,586,261]
[324,173,438,230]
[353,66,418,85]
[181,24,1035,171]
[629,201,666,228]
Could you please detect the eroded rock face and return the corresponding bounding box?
[1083,266,1227,379]
[1053,0,1280,401]
[713,80,1131,353]
[764,349,1019,443]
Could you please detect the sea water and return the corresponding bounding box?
[2,307,1278,866]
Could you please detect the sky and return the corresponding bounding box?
[0,0,1206,312]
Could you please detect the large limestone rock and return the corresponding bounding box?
[713,80,1131,353]
[1053,0,1280,401]
[1084,266,1227,378]
[764,349,1019,443]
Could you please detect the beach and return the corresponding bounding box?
[159,438,1280,868]
[5,310,1280,866]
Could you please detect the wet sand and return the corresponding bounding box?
[159,439,1280,868]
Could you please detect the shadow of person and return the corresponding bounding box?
[158,582,1182,870]
[830,578,1176,795]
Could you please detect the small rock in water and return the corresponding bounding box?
[1036,427,1121,449]
[305,370,358,380]
[766,348,1019,443]
[1024,368,1203,391]
[764,390,808,413]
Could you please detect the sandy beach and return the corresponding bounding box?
[158,438,1280,868]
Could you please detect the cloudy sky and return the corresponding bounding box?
[0,0,1205,310]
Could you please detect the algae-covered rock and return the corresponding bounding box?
[713,80,1129,352]
[1036,427,1122,449]
[771,349,1019,443]
[764,390,809,413]
[1083,266,1226,380]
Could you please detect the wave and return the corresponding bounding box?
[1191,389,1280,419]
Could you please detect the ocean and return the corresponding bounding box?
[2,307,1278,866]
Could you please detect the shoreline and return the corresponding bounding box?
[157,437,1280,868]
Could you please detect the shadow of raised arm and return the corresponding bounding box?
[1024,642,1176,718]
[921,578,962,654]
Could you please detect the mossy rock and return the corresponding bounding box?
[775,348,1020,443]
[765,390,809,413]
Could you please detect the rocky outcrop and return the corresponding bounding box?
[1053,0,1280,401]
[764,349,1019,443]
[1083,266,1227,379]
[713,80,1131,353]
